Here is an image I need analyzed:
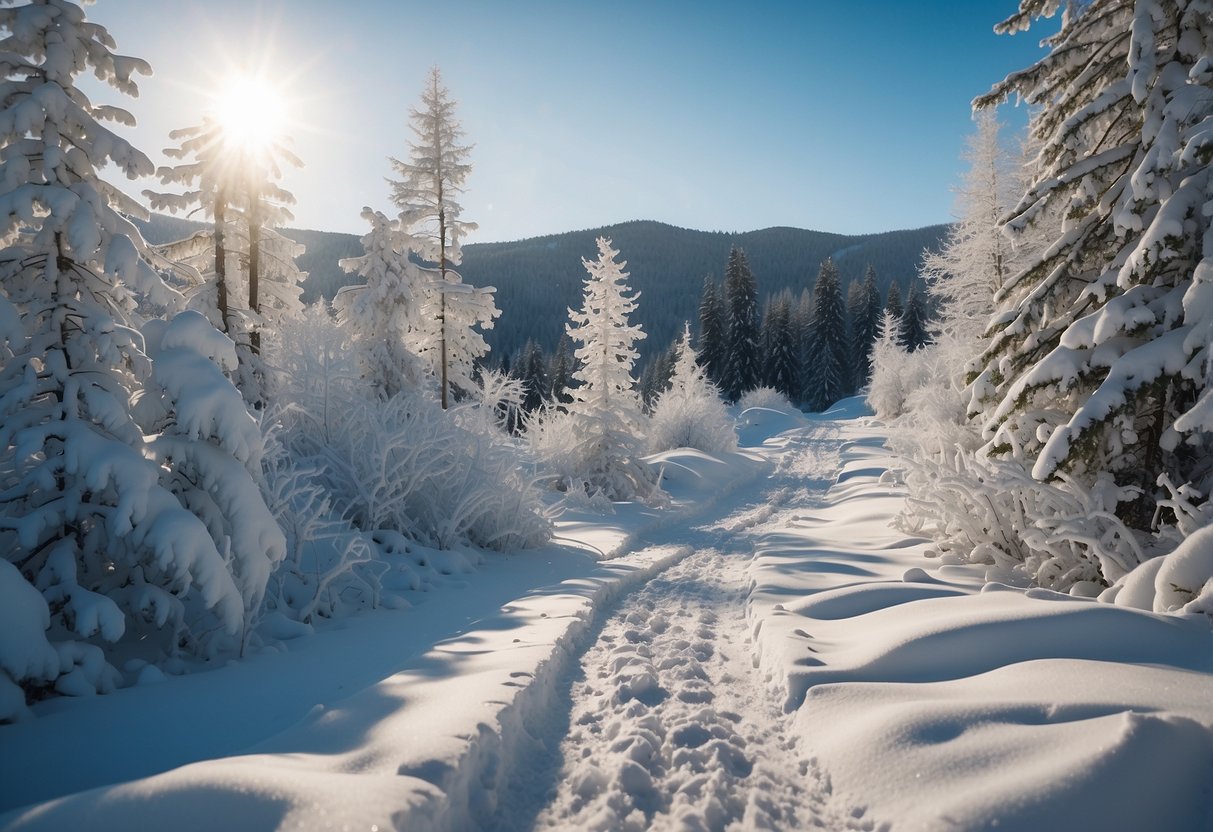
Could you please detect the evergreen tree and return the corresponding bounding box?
[333,209,426,399]
[647,323,736,455]
[884,281,904,322]
[518,339,549,411]
[900,281,931,352]
[697,275,726,386]
[722,246,760,401]
[762,295,799,400]
[560,237,655,500]
[849,266,883,388]
[391,66,497,408]
[0,1,261,709]
[973,0,1213,534]
[548,334,574,403]
[803,259,848,411]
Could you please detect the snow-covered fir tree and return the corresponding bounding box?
[0,1,257,713]
[391,66,497,407]
[972,0,1213,542]
[921,111,1020,346]
[697,275,726,386]
[803,258,849,411]
[548,334,574,403]
[648,323,737,455]
[333,208,426,399]
[721,246,760,401]
[545,237,657,500]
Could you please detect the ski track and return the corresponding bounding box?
[500,420,872,831]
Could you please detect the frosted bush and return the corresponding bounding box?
[737,386,794,412]
[647,326,736,455]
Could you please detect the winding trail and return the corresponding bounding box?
[493,419,869,831]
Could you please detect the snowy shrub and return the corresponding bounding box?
[647,325,737,455]
[737,386,794,413]
[867,312,911,419]
[312,393,551,551]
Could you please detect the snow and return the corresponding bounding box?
[4,402,1213,830]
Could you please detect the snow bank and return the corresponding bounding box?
[746,415,1213,830]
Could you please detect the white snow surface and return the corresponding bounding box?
[3,397,1213,830]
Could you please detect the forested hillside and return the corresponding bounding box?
[139,215,946,363]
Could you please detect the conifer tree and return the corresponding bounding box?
[973,0,1213,535]
[518,339,549,411]
[560,237,655,499]
[803,259,849,411]
[884,281,904,322]
[334,208,426,399]
[697,275,726,385]
[548,334,574,403]
[0,1,258,707]
[901,281,931,352]
[762,295,799,400]
[722,246,760,401]
[850,266,883,387]
[391,67,497,408]
[647,323,736,455]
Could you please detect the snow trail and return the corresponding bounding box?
[497,419,870,831]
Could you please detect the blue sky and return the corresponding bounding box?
[95,1,1054,242]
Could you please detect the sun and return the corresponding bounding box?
[213,73,287,153]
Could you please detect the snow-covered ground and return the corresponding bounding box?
[3,400,1212,831]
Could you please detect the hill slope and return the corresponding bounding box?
[138,216,947,364]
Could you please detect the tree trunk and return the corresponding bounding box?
[215,193,229,334]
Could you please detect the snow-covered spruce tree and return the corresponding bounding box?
[548,334,575,403]
[147,111,305,405]
[884,281,904,321]
[922,111,1021,346]
[0,1,254,713]
[136,312,286,654]
[972,0,1213,553]
[333,208,426,400]
[803,258,849,411]
[648,323,737,455]
[868,311,910,419]
[722,246,760,401]
[530,238,658,501]
[697,275,726,386]
[391,66,497,407]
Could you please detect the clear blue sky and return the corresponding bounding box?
[93,1,1054,242]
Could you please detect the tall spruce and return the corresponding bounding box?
[850,266,883,388]
[762,294,799,400]
[722,246,760,401]
[697,275,726,386]
[972,0,1213,535]
[803,258,848,411]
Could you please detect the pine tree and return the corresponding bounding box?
[697,275,726,385]
[391,66,497,408]
[0,1,255,709]
[900,281,931,352]
[548,334,575,403]
[334,208,426,399]
[518,339,549,411]
[850,266,883,388]
[972,0,1213,534]
[762,294,799,400]
[722,246,760,401]
[884,281,904,322]
[803,259,849,411]
[561,238,655,500]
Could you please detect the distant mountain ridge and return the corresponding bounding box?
[137,215,948,365]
